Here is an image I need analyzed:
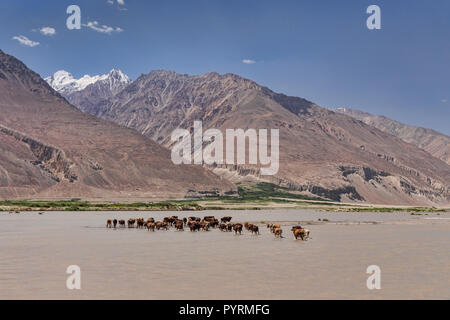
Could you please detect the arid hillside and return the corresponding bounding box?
[0,50,234,200]
[334,107,450,165]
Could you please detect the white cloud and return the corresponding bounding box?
[441,99,448,103]
[82,21,124,34]
[12,35,40,47]
[242,59,256,64]
[107,0,127,11]
[40,27,56,36]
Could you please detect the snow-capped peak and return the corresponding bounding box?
[45,69,131,95]
[108,68,130,82]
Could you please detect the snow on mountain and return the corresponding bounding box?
[45,69,131,95]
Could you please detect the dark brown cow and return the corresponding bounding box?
[188,221,201,232]
[249,224,259,235]
[175,221,184,231]
[221,216,232,223]
[209,219,219,228]
[233,223,243,235]
[119,219,126,228]
[106,219,112,228]
[128,219,136,228]
[164,217,176,225]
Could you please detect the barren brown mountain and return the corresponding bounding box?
[0,50,234,200]
[73,70,449,206]
[334,107,450,165]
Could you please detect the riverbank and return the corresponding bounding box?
[1,181,448,213]
[1,198,448,213]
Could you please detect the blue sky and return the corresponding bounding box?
[1,0,449,134]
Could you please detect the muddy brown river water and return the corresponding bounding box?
[0,209,449,299]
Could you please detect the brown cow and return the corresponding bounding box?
[128,219,136,228]
[273,227,283,238]
[164,217,176,225]
[106,219,112,228]
[146,222,155,231]
[221,216,232,223]
[270,224,281,233]
[209,219,219,228]
[175,221,184,231]
[244,222,250,230]
[233,223,243,235]
[147,217,155,224]
[189,221,201,232]
[292,227,310,240]
[200,221,210,231]
[156,221,168,230]
[119,219,126,228]
[249,224,259,235]
[136,218,145,229]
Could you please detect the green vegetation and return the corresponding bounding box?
[211,182,328,202]
[0,183,447,213]
[0,199,205,212]
[235,182,327,201]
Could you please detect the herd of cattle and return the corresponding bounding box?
[106,215,311,240]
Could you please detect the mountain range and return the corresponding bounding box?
[44,68,450,206]
[0,50,234,200]
[334,107,450,165]
[1,50,449,205]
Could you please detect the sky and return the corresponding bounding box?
[0,0,449,135]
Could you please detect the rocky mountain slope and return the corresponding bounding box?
[45,69,131,114]
[68,70,449,206]
[0,50,234,200]
[334,107,450,165]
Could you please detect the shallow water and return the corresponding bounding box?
[0,209,449,299]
